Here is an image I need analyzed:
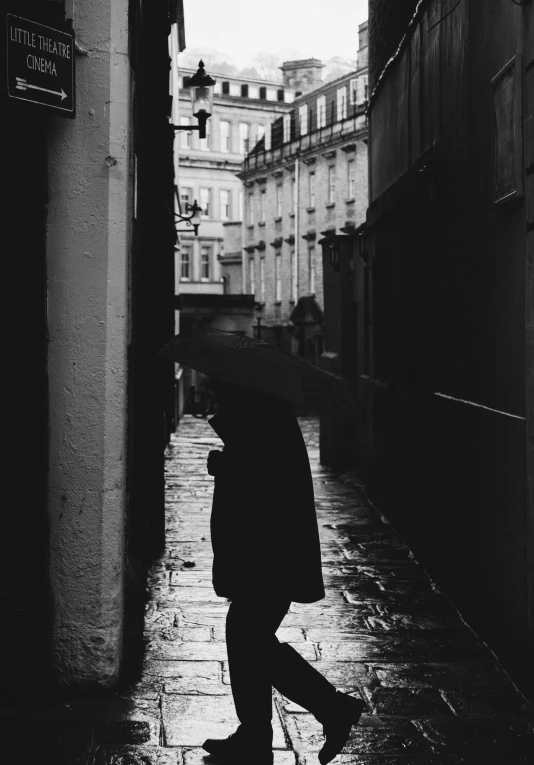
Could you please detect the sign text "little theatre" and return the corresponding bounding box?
[6,14,75,117]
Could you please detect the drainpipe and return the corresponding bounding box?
[295,156,300,298]
[241,203,246,295]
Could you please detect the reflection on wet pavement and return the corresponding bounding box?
[7,415,534,763]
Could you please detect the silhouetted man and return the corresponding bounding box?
[202,379,365,765]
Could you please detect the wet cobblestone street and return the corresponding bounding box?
[6,415,534,763]
[137,415,534,764]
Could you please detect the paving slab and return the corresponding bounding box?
[161,694,288,748]
[181,748,296,765]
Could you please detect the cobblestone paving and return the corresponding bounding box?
[7,415,534,763]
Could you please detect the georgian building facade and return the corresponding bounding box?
[175,69,295,310]
[239,22,368,357]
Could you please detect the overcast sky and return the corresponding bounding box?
[181,0,369,68]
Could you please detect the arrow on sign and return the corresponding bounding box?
[16,77,67,101]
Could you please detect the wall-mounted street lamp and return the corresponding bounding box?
[175,185,203,236]
[173,60,216,140]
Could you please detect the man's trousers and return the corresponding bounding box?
[226,595,338,736]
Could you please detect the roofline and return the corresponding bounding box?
[292,66,368,104]
[178,66,286,88]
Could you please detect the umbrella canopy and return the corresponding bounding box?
[157,327,362,414]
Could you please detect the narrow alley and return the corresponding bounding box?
[137,415,534,764]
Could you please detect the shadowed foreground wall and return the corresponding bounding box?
[46,0,131,688]
[365,0,533,695]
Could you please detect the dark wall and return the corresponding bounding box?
[368,0,419,88]
[365,0,531,693]
[123,0,177,676]
[0,0,68,701]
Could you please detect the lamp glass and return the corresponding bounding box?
[191,85,214,118]
[191,208,202,227]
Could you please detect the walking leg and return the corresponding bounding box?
[270,640,365,764]
[225,596,290,736]
[271,640,337,723]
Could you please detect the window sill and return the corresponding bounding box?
[247,224,255,229]
[274,301,282,306]
[345,198,355,204]
[180,279,191,283]
[274,216,282,222]
[326,203,335,209]
[258,221,266,227]
[289,212,295,218]
[306,207,315,213]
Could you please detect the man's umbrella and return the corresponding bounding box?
[157,327,363,415]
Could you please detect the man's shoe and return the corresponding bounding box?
[318,693,366,765]
[202,728,273,764]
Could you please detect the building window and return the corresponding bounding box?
[222,81,230,95]
[241,83,249,98]
[257,125,266,142]
[276,184,283,218]
[260,257,266,303]
[259,86,267,99]
[264,123,272,150]
[259,189,266,222]
[200,187,211,217]
[277,88,285,102]
[249,123,259,148]
[180,186,192,213]
[180,246,191,281]
[349,78,358,105]
[308,172,315,207]
[290,176,295,214]
[199,117,210,150]
[299,104,308,136]
[337,86,347,121]
[249,257,255,295]
[350,75,368,104]
[283,113,291,143]
[179,116,191,148]
[220,189,230,220]
[356,74,368,104]
[275,252,282,302]
[328,166,336,204]
[308,246,316,294]
[248,193,254,225]
[348,159,355,198]
[238,190,244,220]
[316,95,326,128]
[220,120,230,152]
[291,250,297,301]
[239,122,249,154]
[201,246,211,280]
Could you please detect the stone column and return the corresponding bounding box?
[46,0,131,689]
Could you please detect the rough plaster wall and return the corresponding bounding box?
[46,0,131,689]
